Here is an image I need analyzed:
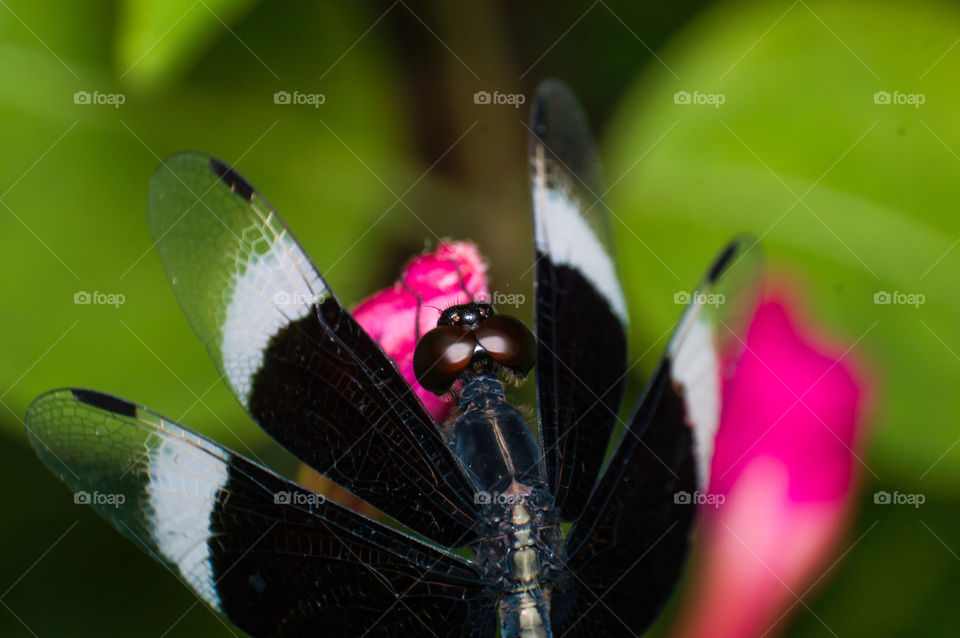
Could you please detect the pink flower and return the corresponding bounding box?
[352,241,489,421]
[674,292,869,638]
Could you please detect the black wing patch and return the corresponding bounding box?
[146,152,481,548]
[25,389,496,637]
[553,237,763,636]
[529,80,629,522]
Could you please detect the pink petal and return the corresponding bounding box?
[352,241,489,421]
[677,459,850,638]
[675,291,869,638]
[710,299,865,502]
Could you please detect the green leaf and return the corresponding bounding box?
[605,0,960,488]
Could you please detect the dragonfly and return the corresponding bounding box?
[25,80,760,637]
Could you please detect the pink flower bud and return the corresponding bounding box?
[352,241,489,421]
[675,293,869,638]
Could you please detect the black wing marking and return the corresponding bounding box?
[552,237,763,636]
[146,152,481,547]
[25,389,496,637]
[529,80,629,522]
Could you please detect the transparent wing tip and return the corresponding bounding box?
[706,234,763,286]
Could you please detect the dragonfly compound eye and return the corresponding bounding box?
[413,325,476,394]
[476,315,537,376]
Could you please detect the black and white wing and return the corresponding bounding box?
[529,80,629,522]
[24,389,496,637]
[552,237,763,636]
[146,152,480,548]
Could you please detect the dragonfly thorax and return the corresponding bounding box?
[449,375,545,499]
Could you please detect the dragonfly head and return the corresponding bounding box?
[413,302,536,396]
[437,301,493,328]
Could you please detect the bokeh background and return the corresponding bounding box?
[1,0,958,635]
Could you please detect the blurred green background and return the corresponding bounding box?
[2,0,959,635]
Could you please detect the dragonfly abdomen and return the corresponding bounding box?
[448,374,565,637]
[473,495,564,638]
